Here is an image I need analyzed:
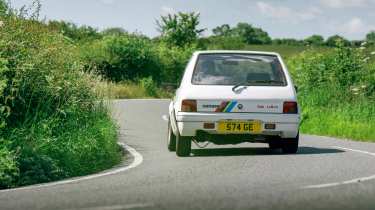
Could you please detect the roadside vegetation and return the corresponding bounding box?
[288,44,375,141]
[1,0,375,189]
[0,1,121,189]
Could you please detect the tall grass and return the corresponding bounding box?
[0,8,121,189]
[98,79,173,99]
[288,44,375,141]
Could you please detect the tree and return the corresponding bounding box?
[232,23,271,44]
[47,20,102,42]
[272,38,304,46]
[304,35,324,46]
[156,12,205,47]
[0,0,8,17]
[101,27,127,36]
[326,35,350,47]
[366,31,375,44]
[212,24,232,36]
[253,27,272,44]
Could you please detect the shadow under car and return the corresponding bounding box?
[191,146,345,157]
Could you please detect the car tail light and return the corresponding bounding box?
[283,101,298,114]
[181,100,197,112]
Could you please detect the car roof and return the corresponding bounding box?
[193,50,281,57]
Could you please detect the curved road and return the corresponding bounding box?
[1,99,375,210]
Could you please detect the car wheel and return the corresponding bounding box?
[176,135,191,157]
[167,122,176,152]
[282,133,299,154]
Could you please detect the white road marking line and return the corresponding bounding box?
[77,203,154,210]
[1,142,143,193]
[302,146,375,189]
[303,174,375,189]
[332,146,375,157]
[162,114,169,121]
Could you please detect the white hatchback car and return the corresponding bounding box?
[168,51,300,157]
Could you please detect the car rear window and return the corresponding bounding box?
[191,54,287,86]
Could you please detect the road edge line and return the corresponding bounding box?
[1,142,143,193]
[302,146,375,189]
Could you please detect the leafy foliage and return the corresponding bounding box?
[47,20,102,43]
[0,7,120,189]
[232,22,271,44]
[325,35,350,47]
[304,35,324,46]
[101,27,127,36]
[273,38,304,46]
[212,24,231,36]
[0,0,8,17]
[288,45,375,140]
[0,146,18,188]
[82,34,160,82]
[366,31,375,44]
[211,23,271,45]
[156,43,197,83]
[156,12,205,47]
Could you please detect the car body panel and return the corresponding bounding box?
[169,50,300,142]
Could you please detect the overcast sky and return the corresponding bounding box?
[10,0,375,40]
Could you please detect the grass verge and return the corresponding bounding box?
[301,104,375,141]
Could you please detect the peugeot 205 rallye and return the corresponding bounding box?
[168,51,300,157]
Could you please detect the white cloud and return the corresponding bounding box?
[320,0,371,8]
[161,6,177,15]
[99,0,116,5]
[256,2,293,19]
[339,17,375,34]
[256,2,321,22]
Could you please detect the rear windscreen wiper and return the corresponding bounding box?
[232,80,284,92]
[232,82,249,92]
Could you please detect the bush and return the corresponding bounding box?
[156,43,196,83]
[140,77,158,97]
[0,14,120,188]
[288,45,375,140]
[201,36,246,50]
[156,12,205,47]
[82,34,160,82]
[0,146,18,188]
[288,46,373,100]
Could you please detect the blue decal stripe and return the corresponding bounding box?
[225,101,237,112]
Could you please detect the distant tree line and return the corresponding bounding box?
[210,23,375,47]
[43,14,375,49]
[33,12,375,84]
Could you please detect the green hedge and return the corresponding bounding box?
[0,15,120,188]
[288,45,375,140]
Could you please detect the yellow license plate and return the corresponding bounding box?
[218,121,262,134]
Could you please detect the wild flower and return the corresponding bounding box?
[0,21,3,27]
[361,41,367,46]
[371,51,375,55]
[359,46,366,50]
[351,87,360,92]
[363,57,370,62]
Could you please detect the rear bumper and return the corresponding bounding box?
[176,112,300,138]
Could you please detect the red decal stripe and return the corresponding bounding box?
[215,101,230,112]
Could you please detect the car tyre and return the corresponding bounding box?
[176,135,191,157]
[268,139,283,150]
[282,133,299,154]
[167,122,176,152]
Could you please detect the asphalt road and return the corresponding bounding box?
[1,99,375,210]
